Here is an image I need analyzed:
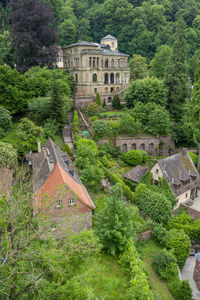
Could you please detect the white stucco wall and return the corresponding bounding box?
[151,163,163,181]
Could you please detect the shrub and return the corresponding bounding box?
[87,102,98,116]
[62,144,72,157]
[152,249,178,280]
[119,114,141,135]
[112,94,121,110]
[95,92,101,106]
[135,184,172,224]
[80,163,104,190]
[119,239,154,300]
[189,152,198,166]
[0,106,12,138]
[166,229,191,268]
[123,150,143,166]
[28,97,51,124]
[90,116,99,122]
[0,142,17,168]
[73,110,79,134]
[140,150,148,162]
[152,223,168,246]
[168,279,193,300]
[92,120,108,139]
[43,118,59,140]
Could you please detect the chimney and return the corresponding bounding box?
[37,140,41,153]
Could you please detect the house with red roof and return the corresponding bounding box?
[26,139,95,236]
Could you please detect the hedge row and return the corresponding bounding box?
[103,167,135,203]
[73,110,79,134]
[119,239,154,300]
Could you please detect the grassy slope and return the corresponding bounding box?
[79,253,129,300]
[137,239,174,300]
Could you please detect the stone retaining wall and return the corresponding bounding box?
[136,230,152,242]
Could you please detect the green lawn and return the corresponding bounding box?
[96,109,132,118]
[78,253,130,300]
[137,239,174,300]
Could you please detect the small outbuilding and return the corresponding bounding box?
[123,165,149,183]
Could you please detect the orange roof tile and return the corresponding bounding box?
[36,162,95,210]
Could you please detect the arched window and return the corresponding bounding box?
[110,73,114,84]
[122,143,128,152]
[140,143,145,150]
[131,143,136,150]
[149,143,154,155]
[104,73,108,84]
[105,59,109,68]
[159,143,164,156]
[116,73,120,84]
[93,74,97,82]
[111,59,114,68]
[108,97,112,103]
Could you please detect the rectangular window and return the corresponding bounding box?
[97,57,99,67]
[94,88,97,93]
[55,200,62,208]
[89,57,92,67]
[111,87,113,92]
[185,193,188,198]
[93,57,95,67]
[120,61,124,68]
[156,169,159,174]
[69,198,75,206]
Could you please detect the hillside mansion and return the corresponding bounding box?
[63,34,130,106]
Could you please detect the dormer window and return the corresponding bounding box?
[55,200,62,208]
[69,198,75,206]
[69,170,74,177]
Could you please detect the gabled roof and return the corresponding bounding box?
[101,34,117,41]
[155,149,200,196]
[123,166,149,183]
[30,138,95,210]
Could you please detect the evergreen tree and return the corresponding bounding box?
[164,18,188,121]
[112,94,121,110]
[50,77,66,129]
[95,92,101,106]
[95,183,137,256]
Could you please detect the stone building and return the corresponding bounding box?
[26,139,95,236]
[63,34,130,106]
[194,253,200,291]
[151,149,200,208]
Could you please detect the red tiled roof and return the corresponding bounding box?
[36,162,95,210]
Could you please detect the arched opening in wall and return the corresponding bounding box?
[104,73,108,84]
[149,143,154,155]
[105,59,109,68]
[110,73,114,84]
[131,143,136,150]
[159,143,164,156]
[93,74,97,82]
[108,97,112,103]
[140,143,145,150]
[116,73,120,84]
[111,59,114,68]
[122,143,128,152]
[75,74,78,84]
[168,148,172,156]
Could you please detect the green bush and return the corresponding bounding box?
[135,184,172,224]
[0,106,12,138]
[189,152,198,166]
[73,110,79,134]
[92,120,108,139]
[112,94,121,110]
[119,239,154,300]
[90,116,99,122]
[80,163,104,190]
[166,229,191,268]
[87,102,98,116]
[140,150,148,162]
[43,118,59,140]
[168,279,193,300]
[62,144,72,157]
[0,142,18,168]
[95,92,101,106]
[152,249,178,280]
[123,150,143,166]
[152,223,168,246]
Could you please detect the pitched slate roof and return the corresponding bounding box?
[123,166,149,183]
[29,139,95,210]
[101,34,117,41]
[156,149,200,197]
